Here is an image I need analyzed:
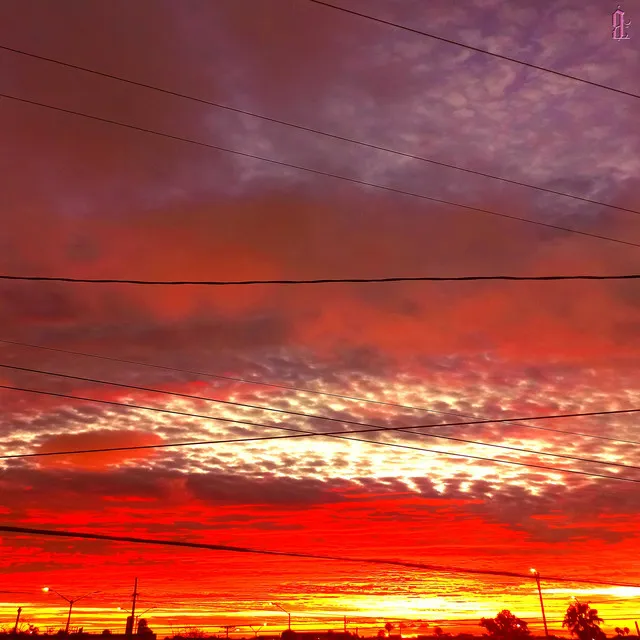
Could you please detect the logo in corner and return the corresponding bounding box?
[612,4,631,40]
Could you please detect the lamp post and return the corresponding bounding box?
[530,569,549,637]
[249,623,267,638]
[14,607,22,634]
[43,587,99,635]
[271,603,291,630]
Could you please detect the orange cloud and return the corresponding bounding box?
[4,188,640,367]
[37,429,164,469]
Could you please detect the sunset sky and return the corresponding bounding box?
[2,0,640,636]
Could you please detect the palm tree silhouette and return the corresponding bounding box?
[563,600,605,640]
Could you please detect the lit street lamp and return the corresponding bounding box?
[43,587,100,635]
[530,569,549,637]
[271,603,291,630]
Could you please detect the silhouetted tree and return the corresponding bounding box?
[563,601,605,640]
[385,624,394,637]
[14,620,39,636]
[479,610,531,640]
[137,620,153,637]
[614,629,630,637]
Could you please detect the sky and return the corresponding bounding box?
[1,0,640,636]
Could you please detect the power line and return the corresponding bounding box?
[2,524,639,588]
[2,92,638,250]
[569,597,640,605]
[306,0,640,102]
[2,338,637,448]
[3,362,640,472]
[3,273,640,285]
[2,383,640,484]
[3,43,639,219]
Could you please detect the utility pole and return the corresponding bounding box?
[635,621,639,636]
[14,607,22,634]
[127,578,139,638]
[65,601,74,635]
[530,569,549,637]
[344,616,347,634]
[43,587,98,635]
[272,603,291,630]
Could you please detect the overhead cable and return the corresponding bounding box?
[2,384,640,483]
[306,0,640,101]
[1,92,638,250]
[3,273,640,285]
[2,44,639,218]
[1,524,639,588]
[1,362,639,472]
[1,338,637,447]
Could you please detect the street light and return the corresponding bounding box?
[249,623,267,638]
[271,603,291,630]
[43,587,100,635]
[14,607,23,634]
[530,569,549,637]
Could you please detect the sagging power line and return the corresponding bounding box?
[1,362,639,473]
[2,524,640,589]
[306,0,640,101]
[2,383,640,483]
[2,92,638,250]
[3,273,640,285]
[2,43,639,218]
[2,338,637,448]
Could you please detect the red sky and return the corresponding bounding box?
[2,0,640,636]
